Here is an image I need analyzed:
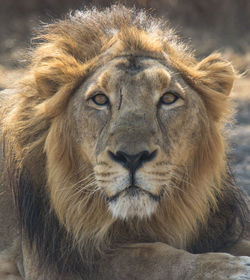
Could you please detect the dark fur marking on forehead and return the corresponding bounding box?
[128,55,142,71]
[115,61,141,74]
[114,55,153,74]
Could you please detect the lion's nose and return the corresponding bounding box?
[108,150,157,173]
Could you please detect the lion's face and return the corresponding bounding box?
[73,56,205,220]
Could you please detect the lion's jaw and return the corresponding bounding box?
[94,161,164,219]
[108,192,159,219]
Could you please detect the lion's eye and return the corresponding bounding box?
[91,93,109,106]
[160,92,179,105]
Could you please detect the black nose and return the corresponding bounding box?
[108,150,157,172]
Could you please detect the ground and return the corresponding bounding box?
[231,79,250,194]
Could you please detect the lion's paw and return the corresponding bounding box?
[229,256,250,279]
[195,254,250,280]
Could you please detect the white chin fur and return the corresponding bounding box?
[108,193,158,220]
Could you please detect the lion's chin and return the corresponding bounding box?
[108,191,159,220]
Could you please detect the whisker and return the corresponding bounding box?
[69,176,96,190]
[56,172,97,194]
[162,183,188,196]
[74,181,99,195]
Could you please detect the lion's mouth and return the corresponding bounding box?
[106,185,162,219]
[106,185,162,203]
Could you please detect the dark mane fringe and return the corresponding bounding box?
[6,158,95,278]
[191,166,250,254]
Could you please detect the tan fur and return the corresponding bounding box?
[0,5,249,280]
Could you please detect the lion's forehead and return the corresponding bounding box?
[84,56,185,98]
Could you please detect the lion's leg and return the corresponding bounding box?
[224,239,250,257]
[98,242,250,280]
[13,241,250,280]
[7,241,250,280]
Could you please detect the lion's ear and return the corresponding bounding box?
[195,53,235,96]
[34,55,85,98]
[35,70,60,98]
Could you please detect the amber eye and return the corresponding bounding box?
[91,93,109,106]
[160,92,179,105]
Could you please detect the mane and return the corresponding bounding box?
[2,5,249,276]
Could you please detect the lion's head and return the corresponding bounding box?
[68,53,229,223]
[3,6,242,266]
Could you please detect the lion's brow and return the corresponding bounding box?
[156,69,171,90]
[99,71,112,93]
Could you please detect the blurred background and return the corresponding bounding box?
[0,0,249,193]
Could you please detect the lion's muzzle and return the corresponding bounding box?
[95,147,162,219]
[108,149,157,183]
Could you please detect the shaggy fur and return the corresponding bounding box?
[1,5,249,277]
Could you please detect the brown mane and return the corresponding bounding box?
[1,5,249,276]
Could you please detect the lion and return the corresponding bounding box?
[0,5,250,280]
